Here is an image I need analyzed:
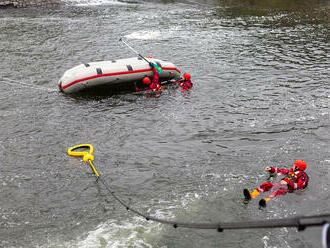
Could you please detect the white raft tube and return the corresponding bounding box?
[58,57,181,94]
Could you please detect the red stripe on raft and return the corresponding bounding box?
[61,67,181,90]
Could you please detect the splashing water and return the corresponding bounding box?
[62,0,128,6]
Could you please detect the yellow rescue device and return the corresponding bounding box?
[67,144,99,177]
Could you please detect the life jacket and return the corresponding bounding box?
[284,170,309,189]
[299,171,309,188]
[180,80,192,87]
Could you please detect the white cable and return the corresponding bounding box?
[0,77,57,92]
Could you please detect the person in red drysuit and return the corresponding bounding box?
[135,63,161,92]
[172,73,193,91]
[243,160,309,207]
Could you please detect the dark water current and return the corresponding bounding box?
[0,0,329,247]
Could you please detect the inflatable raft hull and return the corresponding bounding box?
[58,57,181,94]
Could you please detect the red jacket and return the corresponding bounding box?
[149,67,161,91]
[270,167,309,190]
[173,79,193,91]
[135,67,161,92]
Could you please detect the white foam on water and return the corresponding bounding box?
[124,30,163,41]
[62,0,127,6]
[76,217,161,248]
[69,194,200,247]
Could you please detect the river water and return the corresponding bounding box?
[0,0,329,247]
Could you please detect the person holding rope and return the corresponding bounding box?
[135,62,161,92]
[244,160,309,207]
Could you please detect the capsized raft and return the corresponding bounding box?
[58,57,181,94]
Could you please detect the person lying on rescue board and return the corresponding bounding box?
[244,160,309,208]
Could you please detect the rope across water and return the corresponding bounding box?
[0,77,57,92]
[67,144,330,232]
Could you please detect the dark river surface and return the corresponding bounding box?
[0,0,329,247]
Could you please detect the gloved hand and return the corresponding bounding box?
[265,167,275,173]
[149,62,154,68]
[280,180,288,186]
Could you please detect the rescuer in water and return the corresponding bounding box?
[135,63,193,92]
[172,72,193,91]
[135,63,161,92]
[244,160,309,207]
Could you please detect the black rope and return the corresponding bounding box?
[94,168,330,231]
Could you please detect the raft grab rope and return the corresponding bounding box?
[67,144,330,235]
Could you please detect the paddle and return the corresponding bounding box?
[119,38,163,74]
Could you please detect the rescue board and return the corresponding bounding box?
[58,57,181,94]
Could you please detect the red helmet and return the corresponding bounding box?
[294,160,307,171]
[142,77,151,84]
[183,73,191,80]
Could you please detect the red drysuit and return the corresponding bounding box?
[257,167,309,199]
[135,67,161,92]
[173,79,193,91]
[149,67,161,91]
